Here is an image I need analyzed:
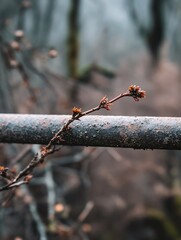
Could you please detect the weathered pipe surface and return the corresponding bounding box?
[0,114,181,150]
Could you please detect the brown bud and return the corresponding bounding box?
[72,107,82,118]
[48,48,58,58]
[0,166,6,172]
[22,0,31,8]
[99,96,111,110]
[14,237,23,240]
[14,30,24,39]
[24,175,33,183]
[54,203,64,213]
[9,59,19,68]
[10,41,20,51]
[128,85,146,101]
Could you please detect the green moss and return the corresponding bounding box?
[146,209,180,240]
[174,195,181,216]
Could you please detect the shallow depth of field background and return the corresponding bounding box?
[1,1,181,240]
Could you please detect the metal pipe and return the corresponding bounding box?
[0,114,181,150]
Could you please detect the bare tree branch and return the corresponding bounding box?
[0,85,145,191]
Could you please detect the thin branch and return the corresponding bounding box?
[0,85,145,191]
[44,162,56,220]
[11,145,32,164]
[78,201,94,223]
[56,201,94,238]
[22,186,48,240]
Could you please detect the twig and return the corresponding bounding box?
[11,145,32,164]
[0,85,145,191]
[56,201,94,238]
[0,34,37,101]
[22,186,48,240]
[78,201,94,223]
[50,148,96,166]
[44,162,56,220]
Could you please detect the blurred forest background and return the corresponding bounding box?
[1,0,181,239]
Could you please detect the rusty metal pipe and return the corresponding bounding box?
[0,114,181,150]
